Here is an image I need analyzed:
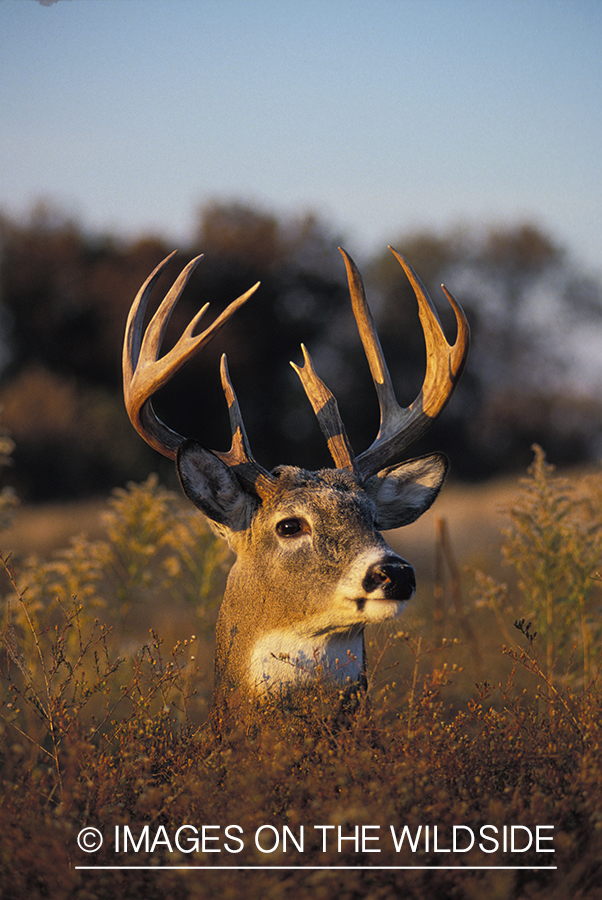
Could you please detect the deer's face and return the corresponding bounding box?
[234,467,415,630]
[177,443,447,697]
[178,441,447,629]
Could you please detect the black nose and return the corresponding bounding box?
[363,558,416,601]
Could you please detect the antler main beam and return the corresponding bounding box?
[123,252,277,495]
[345,247,469,481]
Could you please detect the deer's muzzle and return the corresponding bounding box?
[362,557,416,601]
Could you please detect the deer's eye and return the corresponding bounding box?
[276,517,308,538]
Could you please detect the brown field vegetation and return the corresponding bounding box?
[1,449,601,899]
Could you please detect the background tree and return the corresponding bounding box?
[0,205,172,498]
[368,223,602,478]
[1,203,601,500]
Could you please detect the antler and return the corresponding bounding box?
[291,247,470,481]
[346,246,469,480]
[290,344,359,475]
[123,252,277,495]
[125,247,469,496]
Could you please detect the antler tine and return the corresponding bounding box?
[123,252,260,461]
[123,250,178,389]
[339,246,470,481]
[290,344,358,474]
[218,355,278,497]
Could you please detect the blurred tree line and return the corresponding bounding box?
[1,200,601,502]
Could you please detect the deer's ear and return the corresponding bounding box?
[177,440,255,532]
[365,453,448,530]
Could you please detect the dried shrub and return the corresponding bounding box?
[1,456,601,899]
[477,444,602,687]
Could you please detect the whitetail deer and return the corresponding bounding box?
[123,247,469,717]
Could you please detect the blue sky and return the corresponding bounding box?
[2,0,601,273]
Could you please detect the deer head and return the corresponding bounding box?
[123,247,469,716]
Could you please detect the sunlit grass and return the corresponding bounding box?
[1,449,601,899]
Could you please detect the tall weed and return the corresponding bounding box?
[477,444,601,686]
[0,455,601,899]
[12,474,231,633]
[1,475,231,796]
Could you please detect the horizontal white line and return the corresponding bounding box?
[75,865,558,871]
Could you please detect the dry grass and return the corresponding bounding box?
[1,455,601,899]
[1,496,108,559]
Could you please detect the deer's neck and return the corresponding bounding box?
[247,628,365,697]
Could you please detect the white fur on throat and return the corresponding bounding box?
[248,628,365,696]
